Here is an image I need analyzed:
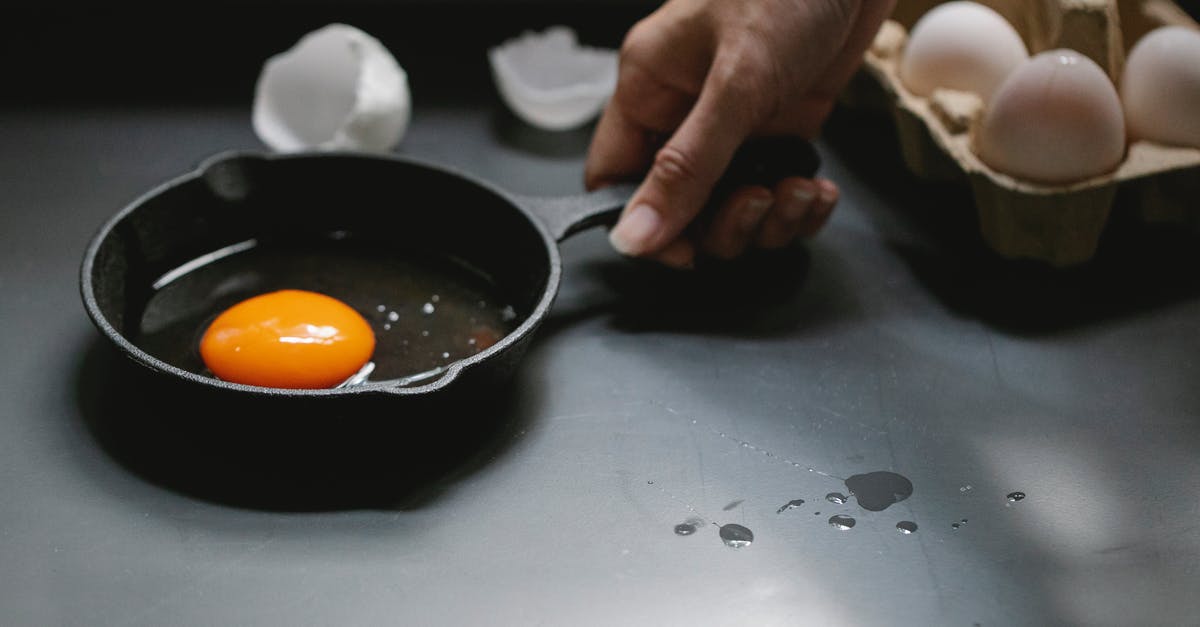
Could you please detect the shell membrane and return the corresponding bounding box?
[489,26,618,131]
[252,24,411,153]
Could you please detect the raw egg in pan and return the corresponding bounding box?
[200,289,375,389]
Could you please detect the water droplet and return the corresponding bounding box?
[960,485,973,492]
[501,305,517,321]
[843,471,914,512]
[383,323,391,331]
[376,305,386,312]
[431,294,440,303]
[387,311,400,322]
[896,521,918,534]
[421,330,430,337]
[723,499,744,511]
[814,511,821,515]
[691,419,697,425]
[1007,491,1026,502]
[422,303,435,315]
[826,492,849,505]
[441,352,450,359]
[674,520,701,536]
[647,481,654,485]
[951,523,961,530]
[829,515,856,530]
[719,524,754,548]
[776,499,805,514]
[467,338,477,345]
[952,519,967,530]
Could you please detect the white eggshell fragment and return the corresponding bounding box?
[976,50,1126,184]
[489,26,618,131]
[900,1,1028,102]
[253,24,411,153]
[1121,26,1200,149]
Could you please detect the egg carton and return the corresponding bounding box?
[845,0,1200,266]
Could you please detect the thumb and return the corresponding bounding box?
[608,67,759,257]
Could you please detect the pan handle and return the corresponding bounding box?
[515,137,821,243]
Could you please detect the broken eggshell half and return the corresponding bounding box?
[252,24,411,153]
[489,26,618,131]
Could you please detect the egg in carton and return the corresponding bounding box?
[847,0,1200,266]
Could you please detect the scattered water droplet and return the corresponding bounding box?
[383,323,391,331]
[467,338,477,345]
[431,294,440,303]
[844,471,914,512]
[376,304,386,312]
[422,303,435,315]
[829,515,856,530]
[952,523,961,530]
[647,481,654,485]
[719,524,754,548]
[814,511,821,515]
[1007,491,1026,503]
[421,330,430,337]
[896,521,918,534]
[776,499,805,514]
[674,519,703,536]
[441,352,450,359]
[960,485,973,493]
[723,499,744,511]
[387,311,400,322]
[501,305,517,321]
[826,492,849,505]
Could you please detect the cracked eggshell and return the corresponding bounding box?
[252,24,410,153]
[489,26,618,131]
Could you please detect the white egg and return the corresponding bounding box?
[976,50,1126,184]
[252,24,411,153]
[1121,26,1200,148]
[489,26,617,131]
[900,1,1028,102]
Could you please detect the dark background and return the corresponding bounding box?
[2,1,658,106]
[5,1,1198,107]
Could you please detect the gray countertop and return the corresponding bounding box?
[2,102,1198,626]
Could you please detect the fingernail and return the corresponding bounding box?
[609,204,662,255]
[792,186,817,203]
[782,187,815,222]
[740,196,773,230]
[817,182,838,205]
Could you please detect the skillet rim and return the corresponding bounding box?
[79,149,564,398]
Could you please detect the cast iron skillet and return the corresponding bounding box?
[80,139,818,415]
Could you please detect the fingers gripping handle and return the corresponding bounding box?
[520,137,821,243]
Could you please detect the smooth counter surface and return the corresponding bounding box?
[2,102,1198,626]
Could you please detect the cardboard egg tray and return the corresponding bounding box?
[844,0,1200,266]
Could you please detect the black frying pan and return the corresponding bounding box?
[80,139,819,416]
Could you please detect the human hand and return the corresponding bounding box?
[585,0,894,267]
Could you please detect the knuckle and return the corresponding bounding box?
[619,19,655,61]
[651,144,702,188]
[710,41,777,118]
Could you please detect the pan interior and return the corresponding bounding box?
[87,154,552,385]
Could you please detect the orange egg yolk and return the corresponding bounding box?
[199,290,375,389]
